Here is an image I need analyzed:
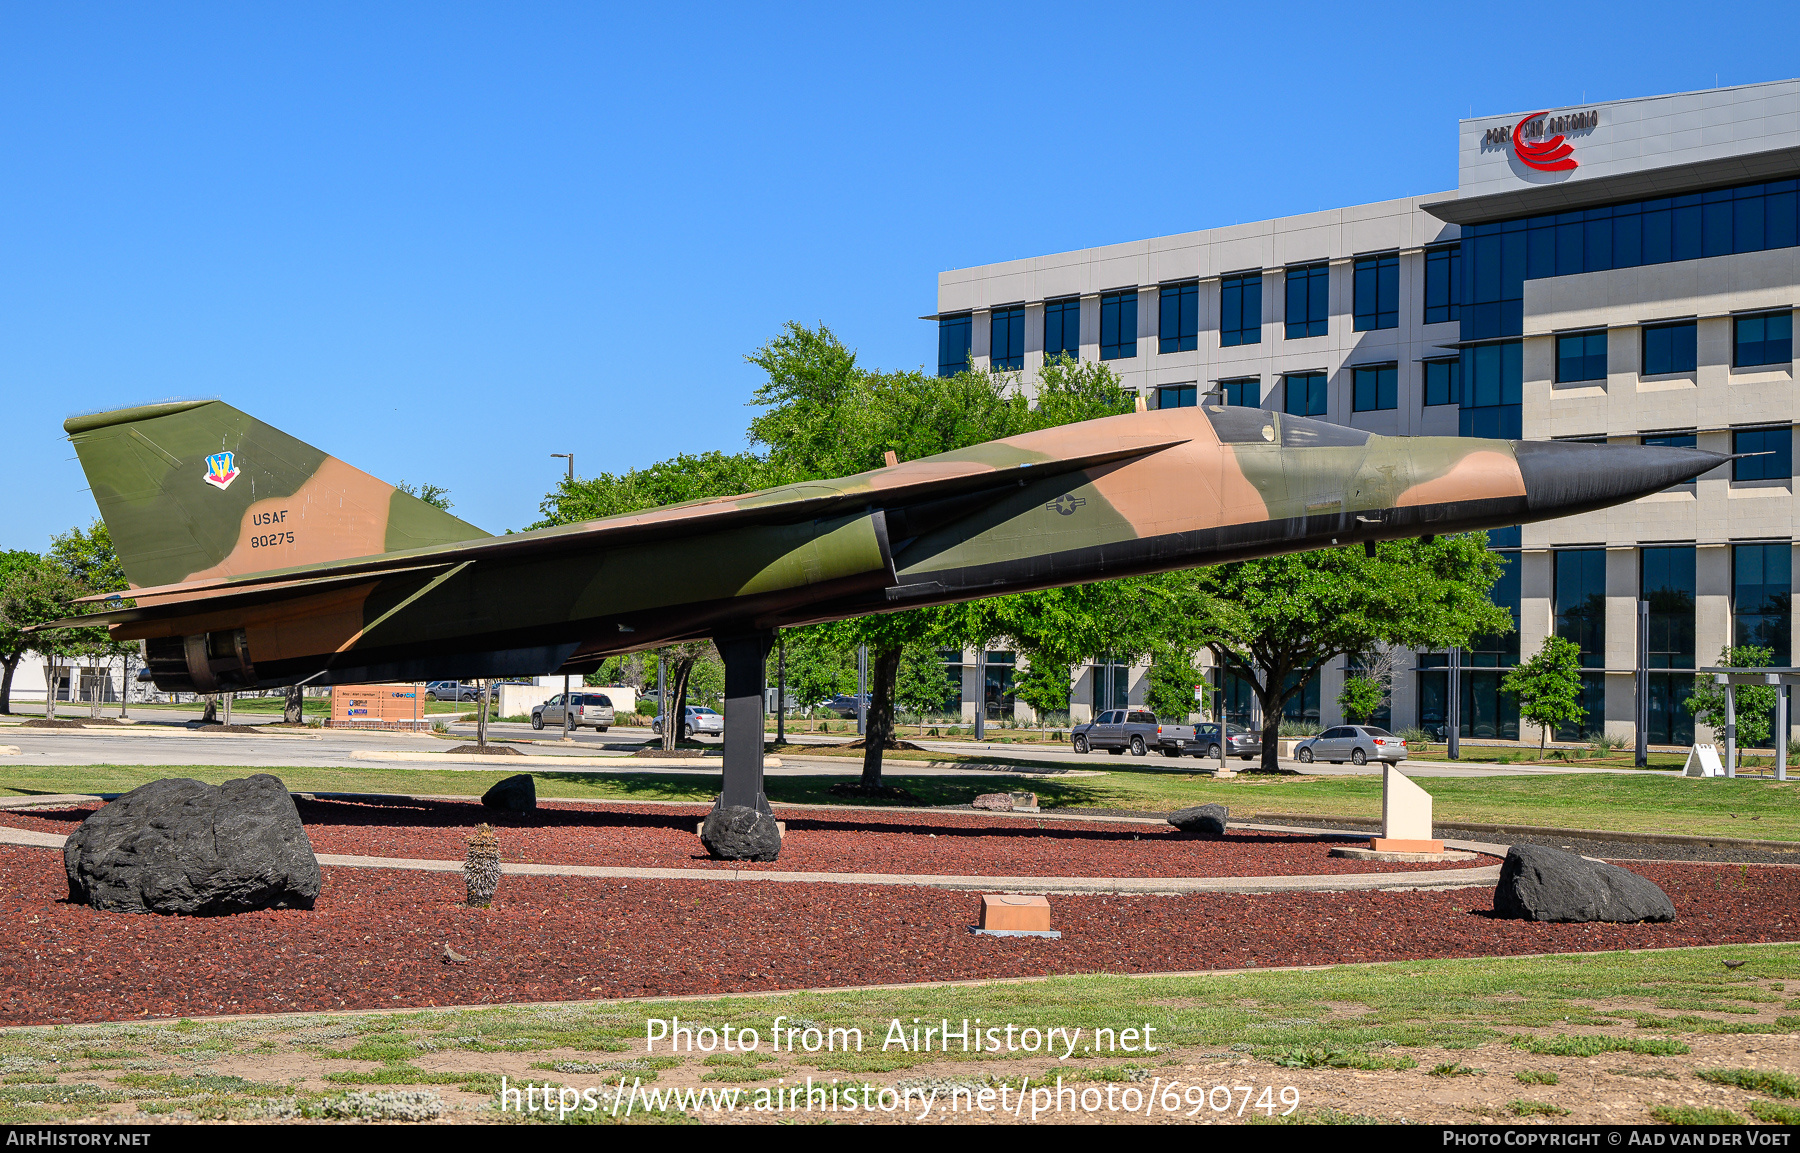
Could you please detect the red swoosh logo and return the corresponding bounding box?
[1511,110,1577,172]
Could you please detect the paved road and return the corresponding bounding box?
[0,711,1674,781]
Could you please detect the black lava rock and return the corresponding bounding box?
[64,775,320,916]
[1168,803,1229,836]
[701,804,782,862]
[481,773,536,812]
[1493,843,1675,923]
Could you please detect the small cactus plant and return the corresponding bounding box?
[464,823,501,907]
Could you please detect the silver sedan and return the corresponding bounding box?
[1293,725,1407,766]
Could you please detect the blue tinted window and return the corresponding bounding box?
[1220,272,1262,346]
[1284,372,1327,417]
[1642,321,1697,376]
[1156,384,1196,409]
[1555,331,1607,383]
[989,307,1024,371]
[1734,543,1792,665]
[1351,364,1397,412]
[1457,340,1521,438]
[1285,262,1328,339]
[1555,549,1606,668]
[1100,291,1137,360]
[1044,298,1080,361]
[1734,311,1793,368]
[1158,281,1198,353]
[1424,245,1460,325]
[1641,546,1697,670]
[1353,252,1398,331]
[1733,427,1792,482]
[1464,177,1800,345]
[936,314,971,378]
[1423,359,1458,406]
[1220,377,1260,407]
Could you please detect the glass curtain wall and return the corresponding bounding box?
[1641,546,1696,745]
[1555,549,1608,740]
[1044,298,1080,361]
[1092,657,1131,714]
[984,651,1016,720]
[936,314,971,377]
[990,307,1025,371]
[1101,292,1137,360]
[1734,544,1792,665]
[1220,273,1262,346]
[1460,177,1800,343]
[935,649,964,715]
[1416,549,1520,739]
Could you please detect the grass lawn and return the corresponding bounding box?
[0,943,1795,1123]
[2,763,1796,841]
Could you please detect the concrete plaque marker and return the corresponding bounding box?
[1370,764,1444,854]
[974,893,1060,938]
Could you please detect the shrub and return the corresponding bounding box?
[1509,1100,1569,1117]
[1649,1105,1744,1125]
[1515,1070,1558,1085]
[1695,1068,1800,1098]
[1511,1034,1689,1057]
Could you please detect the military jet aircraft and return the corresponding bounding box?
[51,399,1723,820]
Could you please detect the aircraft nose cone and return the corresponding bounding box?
[1513,440,1729,517]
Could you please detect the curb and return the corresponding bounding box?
[1252,812,1800,852]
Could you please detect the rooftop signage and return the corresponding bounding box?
[1481,110,1598,172]
[1448,80,1800,220]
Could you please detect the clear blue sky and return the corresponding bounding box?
[4,2,1797,548]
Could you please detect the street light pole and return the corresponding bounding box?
[1447,646,1462,760]
[1635,600,1650,768]
[551,454,575,741]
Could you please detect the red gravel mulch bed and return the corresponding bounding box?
[0,846,1795,1026]
[0,799,1482,879]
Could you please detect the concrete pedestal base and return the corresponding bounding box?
[1330,845,1475,862]
[1369,837,1444,854]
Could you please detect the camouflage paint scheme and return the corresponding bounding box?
[56,399,1719,692]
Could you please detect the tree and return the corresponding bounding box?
[742,327,1138,786]
[767,627,855,723]
[1687,644,1779,755]
[44,523,134,712]
[0,554,80,714]
[656,640,716,751]
[1011,655,1072,718]
[1196,535,1512,771]
[396,482,453,511]
[895,642,955,718]
[1337,676,1384,725]
[1502,636,1588,758]
[535,451,772,528]
[1146,647,1208,721]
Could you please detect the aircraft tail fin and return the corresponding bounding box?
[64,400,489,590]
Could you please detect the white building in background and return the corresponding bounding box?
[931,79,1800,744]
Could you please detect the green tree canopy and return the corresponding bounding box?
[1688,644,1779,755]
[0,554,83,714]
[1195,535,1512,770]
[1502,635,1588,758]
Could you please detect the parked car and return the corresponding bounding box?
[651,705,724,736]
[1069,709,1196,757]
[1292,725,1407,766]
[1188,722,1263,761]
[424,681,482,702]
[821,694,869,719]
[532,692,615,732]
